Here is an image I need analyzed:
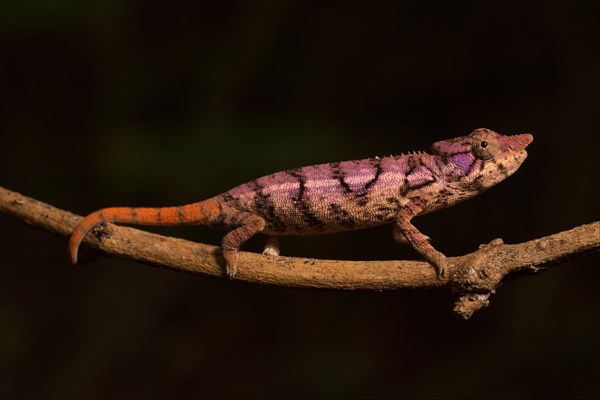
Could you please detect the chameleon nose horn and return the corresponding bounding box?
[508,133,533,150]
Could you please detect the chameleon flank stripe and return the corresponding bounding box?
[69,128,533,278]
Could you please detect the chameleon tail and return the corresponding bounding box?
[68,198,224,265]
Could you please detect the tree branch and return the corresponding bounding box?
[2,186,598,319]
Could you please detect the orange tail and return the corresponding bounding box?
[68,199,223,265]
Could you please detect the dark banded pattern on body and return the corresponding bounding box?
[223,154,436,234]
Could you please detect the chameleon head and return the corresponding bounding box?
[432,128,533,192]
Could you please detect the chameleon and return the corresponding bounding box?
[69,128,533,278]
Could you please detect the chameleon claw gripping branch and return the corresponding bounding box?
[69,128,533,278]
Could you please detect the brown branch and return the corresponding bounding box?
[2,186,598,319]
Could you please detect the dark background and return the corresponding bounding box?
[1,1,599,399]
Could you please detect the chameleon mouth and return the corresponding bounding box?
[508,133,533,151]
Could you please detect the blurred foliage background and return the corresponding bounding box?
[1,1,599,398]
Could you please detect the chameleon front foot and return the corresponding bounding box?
[414,243,449,278]
[431,254,449,279]
[394,218,448,279]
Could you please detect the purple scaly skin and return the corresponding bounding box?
[69,128,533,279]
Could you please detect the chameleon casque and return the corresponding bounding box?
[69,128,533,278]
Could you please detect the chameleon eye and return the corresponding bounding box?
[472,137,498,160]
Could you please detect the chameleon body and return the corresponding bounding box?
[69,128,533,277]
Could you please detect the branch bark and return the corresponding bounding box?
[1,186,598,319]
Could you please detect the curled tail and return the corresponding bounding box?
[69,198,224,265]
